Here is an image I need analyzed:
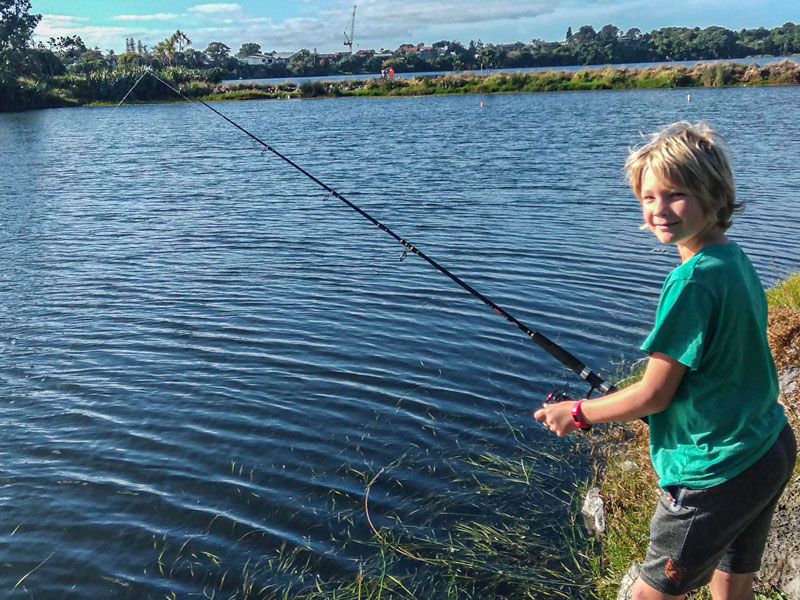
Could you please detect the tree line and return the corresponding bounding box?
[2,0,800,111]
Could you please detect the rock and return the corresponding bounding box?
[582,486,606,539]
[783,574,800,600]
[778,366,800,396]
[616,562,641,600]
[758,477,800,599]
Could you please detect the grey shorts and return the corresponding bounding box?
[639,424,797,595]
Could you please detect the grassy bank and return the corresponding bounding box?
[589,272,800,600]
[13,59,800,111]
[290,59,800,99]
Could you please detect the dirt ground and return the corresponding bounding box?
[757,307,800,598]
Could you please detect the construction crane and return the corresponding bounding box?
[343,5,356,54]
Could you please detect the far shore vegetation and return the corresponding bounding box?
[2,0,800,111]
[9,59,800,112]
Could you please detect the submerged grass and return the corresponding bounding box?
[149,424,599,599]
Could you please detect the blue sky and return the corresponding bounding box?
[29,1,797,55]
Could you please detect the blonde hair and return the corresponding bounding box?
[624,122,743,230]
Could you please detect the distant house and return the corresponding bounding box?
[416,46,437,60]
[272,52,295,64]
[317,51,348,61]
[238,51,297,66]
[354,49,375,58]
[239,53,272,65]
[394,43,437,59]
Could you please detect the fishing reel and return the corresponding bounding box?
[545,380,602,404]
[545,385,571,405]
[543,384,594,432]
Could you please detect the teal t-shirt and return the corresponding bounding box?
[640,242,786,489]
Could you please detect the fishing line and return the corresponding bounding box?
[133,70,615,397]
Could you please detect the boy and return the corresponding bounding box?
[534,122,796,600]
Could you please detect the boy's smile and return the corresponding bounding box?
[639,168,726,261]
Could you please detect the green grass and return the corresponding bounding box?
[766,272,800,309]
[292,61,800,100]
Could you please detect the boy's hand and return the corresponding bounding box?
[534,401,579,437]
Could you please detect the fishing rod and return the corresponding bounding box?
[144,71,616,398]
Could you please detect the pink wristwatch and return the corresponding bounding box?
[571,399,592,430]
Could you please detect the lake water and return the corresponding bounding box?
[1,84,799,598]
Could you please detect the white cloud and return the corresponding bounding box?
[112,14,180,22]
[188,3,243,14]
[37,14,90,26]
[34,15,130,49]
[356,0,558,27]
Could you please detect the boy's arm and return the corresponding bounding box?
[534,353,686,436]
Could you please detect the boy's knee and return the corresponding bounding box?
[631,577,686,600]
[708,570,754,600]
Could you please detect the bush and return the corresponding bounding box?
[180,81,214,97]
[299,80,326,97]
[0,77,49,111]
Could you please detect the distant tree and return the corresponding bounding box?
[237,42,261,58]
[137,40,145,55]
[170,30,191,52]
[152,39,175,67]
[71,48,105,73]
[694,26,737,59]
[625,27,642,41]
[182,47,206,68]
[1,0,41,79]
[289,48,316,74]
[380,57,406,73]
[117,51,144,69]
[478,45,497,69]
[650,26,695,60]
[598,24,621,44]
[22,46,64,79]
[204,41,231,67]
[48,35,88,66]
[566,26,573,40]
[572,25,597,45]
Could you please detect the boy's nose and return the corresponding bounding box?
[652,195,669,214]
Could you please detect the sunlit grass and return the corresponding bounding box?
[766,272,800,310]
